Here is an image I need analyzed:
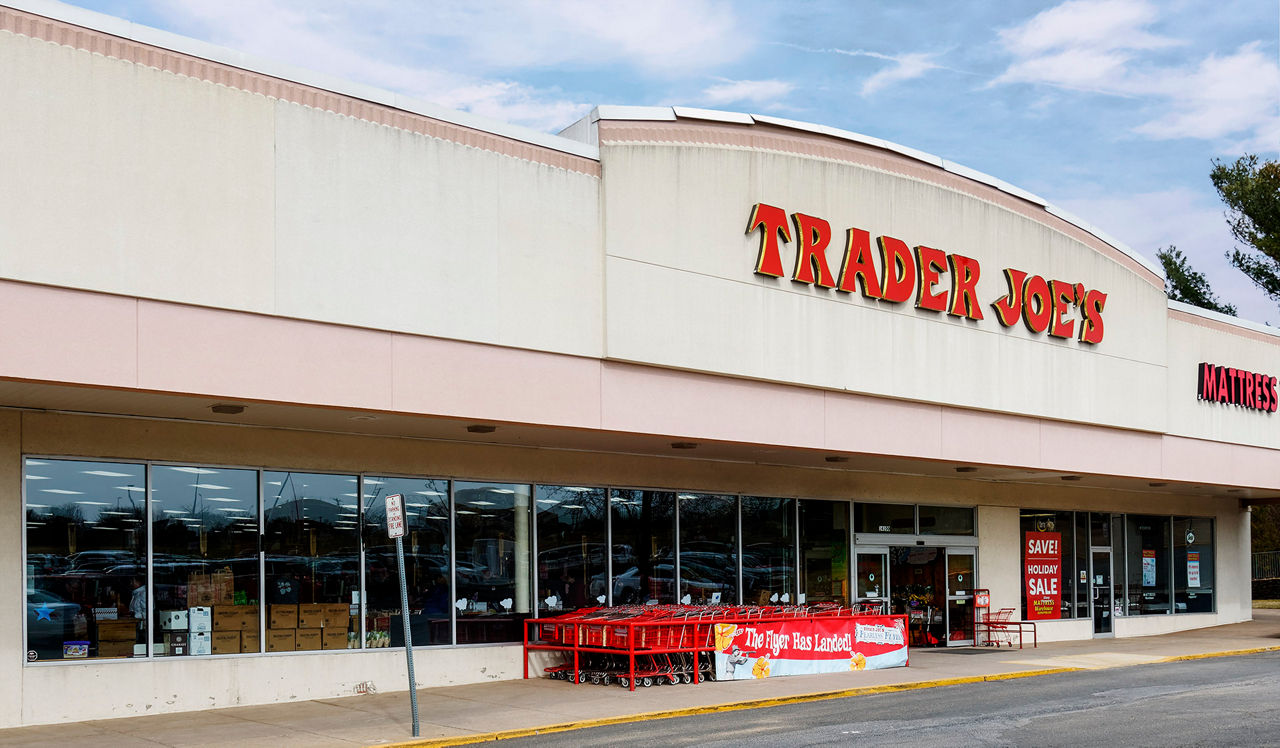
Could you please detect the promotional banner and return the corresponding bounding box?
[1024,531,1061,620]
[1142,549,1157,587]
[712,616,907,680]
[1187,552,1200,587]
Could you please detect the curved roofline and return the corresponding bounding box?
[3,0,599,161]
[573,105,1167,282]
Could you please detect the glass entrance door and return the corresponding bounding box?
[945,549,976,646]
[855,549,888,614]
[1091,549,1113,636]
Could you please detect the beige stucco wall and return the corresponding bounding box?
[0,28,602,358]
[600,142,1169,433]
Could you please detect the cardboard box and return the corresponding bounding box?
[188,568,234,607]
[212,630,240,655]
[159,609,188,631]
[164,632,189,656]
[97,639,134,658]
[298,603,325,629]
[294,628,322,651]
[269,604,298,629]
[321,629,348,650]
[190,631,212,656]
[266,629,295,652]
[97,619,139,642]
[322,604,350,629]
[188,607,212,633]
[214,606,257,632]
[241,630,260,653]
[240,605,261,630]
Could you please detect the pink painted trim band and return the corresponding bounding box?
[598,120,1161,288]
[0,6,600,177]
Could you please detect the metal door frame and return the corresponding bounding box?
[854,546,889,613]
[1089,546,1114,638]
[945,547,977,646]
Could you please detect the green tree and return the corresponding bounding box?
[1156,245,1237,315]
[1211,154,1280,305]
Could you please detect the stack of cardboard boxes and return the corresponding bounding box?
[95,618,139,658]
[268,603,351,652]
[213,604,261,654]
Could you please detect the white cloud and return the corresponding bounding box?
[860,53,940,96]
[701,79,793,107]
[993,0,1279,147]
[1057,188,1278,324]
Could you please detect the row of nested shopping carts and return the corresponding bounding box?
[523,602,885,691]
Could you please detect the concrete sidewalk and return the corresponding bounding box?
[3,610,1278,748]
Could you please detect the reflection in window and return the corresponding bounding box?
[362,478,452,647]
[918,505,975,536]
[263,472,358,650]
[800,500,849,604]
[1174,517,1214,614]
[24,459,146,660]
[741,497,795,605]
[453,482,531,643]
[151,465,259,656]
[535,486,607,613]
[678,493,738,605]
[610,490,675,605]
[855,503,915,534]
[1125,515,1171,615]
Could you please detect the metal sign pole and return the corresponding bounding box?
[385,494,419,737]
[396,534,419,737]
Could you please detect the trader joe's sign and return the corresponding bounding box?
[1024,531,1062,620]
[713,615,908,680]
[747,203,1108,344]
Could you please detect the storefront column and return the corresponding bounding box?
[977,505,1020,616]
[0,411,23,727]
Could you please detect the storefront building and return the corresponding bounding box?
[2,0,1277,728]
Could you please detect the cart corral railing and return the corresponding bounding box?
[1254,551,1280,580]
[524,604,909,692]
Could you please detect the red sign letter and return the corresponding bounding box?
[837,227,883,298]
[947,254,983,320]
[878,236,916,304]
[914,245,949,313]
[991,269,1027,327]
[747,203,790,278]
[791,212,836,288]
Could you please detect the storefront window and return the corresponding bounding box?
[24,458,146,660]
[1174,517,1214,614]
[855,503,914,534]
[263,471,359,651]
[799,500,849,604]
[678,493,738,605]
[741,497,796,605]
[918,505,975,536]
[535,485,607,613]
[151,465,259,656]
[1019,510,1075,619]
[362,477,451,648]
[610,490,675,605]
[453,482,531,643]
[1125,515,1171,615]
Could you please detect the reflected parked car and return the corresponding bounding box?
[26,590,86,660]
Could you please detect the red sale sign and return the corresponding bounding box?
[713,615,908,680]
[1024,531,1061,620]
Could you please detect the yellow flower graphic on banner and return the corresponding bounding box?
[752,655,771,679]
[714,623,738,652]
[850,652,866,671]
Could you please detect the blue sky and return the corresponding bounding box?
[61,0,1280,323]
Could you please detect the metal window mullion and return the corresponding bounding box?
[735,496,743,606]
[673,493,681,603]
[531,485,539,619]
[358,476,367,649]
[448,480,456,646]
[792,499,800,605]
[258,469,266,654]
[144,463,154,658]
[605,490,614,608]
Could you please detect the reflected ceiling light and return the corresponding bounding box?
[210,404,245,415]
[536,499,561,505]
[562,487,593,492]
[677,494,699,500]
[204,497,239,503]
[470,500,497,506]
[82,470,134,477]
[489,488,516,494]
[215,507,248,513]
[168,467,218,475]
[190,483,231,490]
[406,502,429,508]
[25,474,49,480]
[364,479,384,485]
[467,424,497,434]
[415,491,444,496]
[266,481,282,486]
[561,504,585,509]
[162,509,189,514]
[456,510,477,515]
[25,459,48,465]
[74,500,110,506]
[26,504,48,509]
[1060,475,1082,481]
[115,486,145,492]
[670,442,697,450]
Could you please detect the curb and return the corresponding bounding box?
[1159,644,1280,663]
[374,667,1081,748]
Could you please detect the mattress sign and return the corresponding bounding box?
[1197,362,1277,413]
[746,203,1108,345]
